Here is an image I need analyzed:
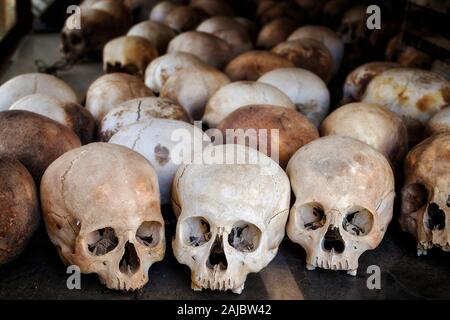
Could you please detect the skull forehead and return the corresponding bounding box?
[181,164,282,219]
[288,136,393,208]
[406,134,450,181]
[176,145,289,221]
[44,143,159,226]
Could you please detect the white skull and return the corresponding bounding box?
[145,52,206,94]
[0,73,78,111]
[400,134,450,255]
[171,144,290,294]
[258,68,330,127]
[109,119,211,205]
[98,97,191,142]
[286,136,395,275]
[40,143,165,291]
[203,81,296,128]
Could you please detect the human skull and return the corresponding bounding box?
[109,119,211,204]
[0,110,81,183]
[145,52,206,94]
[0,158,40,265]
[98,97,191,142]
[167,31,233,69]
[196,17,252,57]
[203,81,296,128]
[149,1,179,23]
[400,134,450,255]
[257,18,298,49]
[337,6,369,62]
[160,66,230,120]
[40,143,165,291]
[103,36,159,78]
[288,26,344,76]
[272,39,333,83]
[172,144,290,293]
[163,6,209,33]
[85,73,153,122]
[362,68,450,145]
[61,0,132,60]
[341,62,399,104]
[286,136,395,275]
[0,73,77,111]
[224,50,294,82]
[258,68,330,127]
[127,21,177,54]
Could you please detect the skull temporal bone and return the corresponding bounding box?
[172,144,290,294]
[40,143,165,291]
[286,136,395,275]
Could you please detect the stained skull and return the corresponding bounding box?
[40,143,165,290]
[286,136,395,275]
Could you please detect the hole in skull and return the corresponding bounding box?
[182,217,211,247]
[342,207,374,236]
[207,235,228,270]
[119,241,140,274]
[447,195,450,208]
[136,221,161,247]
[401,183,428,214]
[297,202,326,230]
[87,227,118,256]
[228,222,261,252]
[322,226,345,253]
[426,203,446,230]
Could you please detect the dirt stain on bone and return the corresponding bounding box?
[154,144,170,165]
[416,95,436,112]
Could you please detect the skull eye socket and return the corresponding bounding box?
[136,221,162,247]
[401,183,428,214]
[87,227,119,256]
[228,222,261,253]
[342,207,374,236]
[297,202,326,230]
[182,217,212,247]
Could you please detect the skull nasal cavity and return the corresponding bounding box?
[207,235,228,270]
[323,226,345,253]
[119,242,140,274]
[427,203,445,230]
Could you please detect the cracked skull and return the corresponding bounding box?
[171,144,290,293]
[400,134,450,255]
[40,143,165,291]
[286,136,395,275]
